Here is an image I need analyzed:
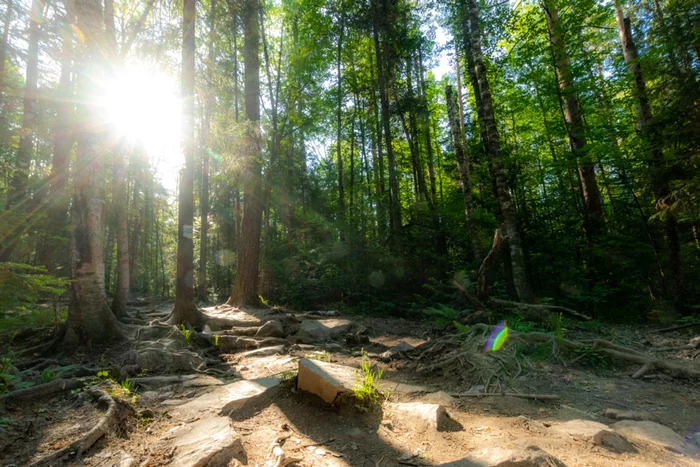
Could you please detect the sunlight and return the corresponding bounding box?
[100,65,181,186]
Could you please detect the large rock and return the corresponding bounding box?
[255,320,285,338]
[297,358,356,403]
[173,377,282,419]
[551,419,610,441]
[385,402,461,432]
[161,416,245,467]
[295,319,353,343]
[611,420,686,452]
[447,445,566,467]
[136,345,205,373]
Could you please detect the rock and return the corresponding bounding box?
[593,430,637,454]
[173,377,282,418]
[296,319,353,343]
[217,336,288,352]
[136,345,205,373]
[255,320,285,338]
[380,342,414,362]
[161,416,245,467]
[240,345,286,358]
[297,358,356,403]
[346,333,370,346]
[603,408,654,421]
[552,419,610,441]
[385,402,461,432]
[422,391,456,406]
[454,445,566,467]
[612,420,686,452]
[133,374,223,390]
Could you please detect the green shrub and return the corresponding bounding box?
[352,351,383,411]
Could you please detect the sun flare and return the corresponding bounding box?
[100,65,181,176]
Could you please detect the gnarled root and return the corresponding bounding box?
[29,387,134,466]
[0,378,83,404]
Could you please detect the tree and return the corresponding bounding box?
[227,0,263,307]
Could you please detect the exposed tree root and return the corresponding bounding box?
[488,297,592,321]
[449,392,560,401]
[0,378,83,404]
[650,322,700,333]
[28,387,134,466]
[649,337,700,352]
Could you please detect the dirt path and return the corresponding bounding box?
[1,303,699,466]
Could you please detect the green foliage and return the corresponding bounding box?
[454,321,470,333]
[179,325,193,343]
[213,334,220,347]
[572,349,610,369]
[0,263,70,313]
[97,370,110,379]
[40,367,58,384]
[425,304,461,328]
[352,351,383,411]
[546,313,564,341]
[305,350,331,362]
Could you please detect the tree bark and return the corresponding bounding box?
[336,11,345,234]
[61,0,125,348]
[371,0,401,244]
[446,85,481,263]
[37,0,74,272]
[544,1,604,240]
[0,0,42,261]
[369,47,386,240]
[171,0,203,325]
[227,0,263,308]
[0,0,13,113]
[467,0,532,302]
[614,4,685,308]
[111,141,129,318]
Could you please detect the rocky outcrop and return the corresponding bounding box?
[385,402,461,432]
[161,416,244,467]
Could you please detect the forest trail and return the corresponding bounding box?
[1,302,700,466]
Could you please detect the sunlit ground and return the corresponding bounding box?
[100,64,182,191]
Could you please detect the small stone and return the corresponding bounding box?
[347,427,364,439]
[256,320,285,338]
[386,402,461,432]
[315,448,326,456]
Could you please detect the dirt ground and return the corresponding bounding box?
[1,303,699,466]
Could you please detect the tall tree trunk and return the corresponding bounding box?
[454,40,466,135]
[336,12,345,234]
[459,0,488,151]
[111,140,129,318]
[37,0,74,272]
[369,48,386,240]
[615,4,685,308]
[227,0,263,307]
[199,0,216,301]
[405,55,429,203]
[543,1,604,240]
[467,0,533,302]
[418,47,437,203]
[0,0,13,115]
[446,85,481,263]
[371,0,401,243]
[171,0,202,325]
[0,0,42,261]
[61,0,125,348]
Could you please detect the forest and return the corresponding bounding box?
[0,0,699,466]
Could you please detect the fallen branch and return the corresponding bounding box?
[449,392,560,401]
[488,297,592,321]
[650,322,700,334]
[29,387,133,466]
[0,378,83,404]
[477,229,505,300]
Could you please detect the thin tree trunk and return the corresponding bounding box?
[61,0,125,348]
[369,47,386,240]
[467,0,532,302]
[0,0,13,115]
[336,11,345,234]
[544,1,604,240]
[199,0,216,301]
[406,55,429,203]
[446,85,481,263]
[454,40,466,135]
[227,0,263,307]
[615,4,685,308]
[171,0,203,325]
[111,140,130,318]
[418,47,437,203]
[371,0,401,243]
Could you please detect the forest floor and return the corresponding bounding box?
[1,301,699,466]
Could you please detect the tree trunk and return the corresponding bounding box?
[371,0,401,244]
[227,0,263,308]
[467,0,533,302]
[418,47,437,203]
[199,0,216,301]
[0,0,13,114]
[369,47,386,240]
[446,85,481,263]
[544,1,604,240]
[61,0,125,349]
[0,0,42,261]
[171,0,203,325]
[615,4,685,308]
[37,0,74,272]
[336,12,345,234]
[111,141,129,318]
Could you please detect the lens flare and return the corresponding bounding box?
[485,320,508,352]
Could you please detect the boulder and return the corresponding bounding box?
[297,358,356,403]
[161,416,245,467]
[612,420,686,452]
[385,402,461,432]
[173,377,282,419]
[552,419,610,441]
[593,430,637,454]
[452,445,566,467]
[255,320,285,338]
[380,342,414,362]
[295,319,353,343]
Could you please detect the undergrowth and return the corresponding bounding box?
[352,350,383,411]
